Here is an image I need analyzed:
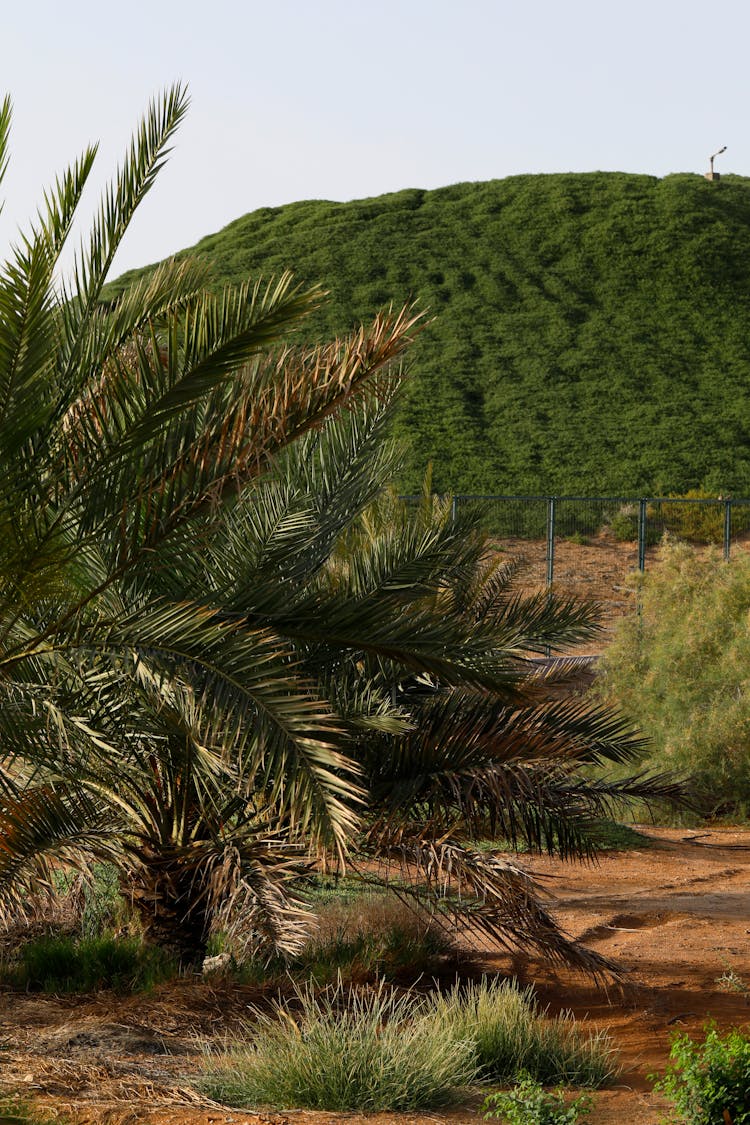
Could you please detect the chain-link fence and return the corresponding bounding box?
[401,495,750,649]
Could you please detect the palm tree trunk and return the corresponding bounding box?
[126,852,210,968]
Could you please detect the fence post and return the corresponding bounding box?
[451,495,458,524]
[546,496,556,587]
[638,499,648,571]
[724,499,732,561]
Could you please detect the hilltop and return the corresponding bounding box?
[111,172,750,495]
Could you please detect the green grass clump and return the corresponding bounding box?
[427,978,619,1086]
[198,977,617,1112]
[5,934,177,993]
[198,980,475,1111]
[652,1024,750,1124]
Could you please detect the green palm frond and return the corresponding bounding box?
[0,95,11,200]
[62,255,210,389]
[59,82,190,383]
[360,685,682,860]
[89,601,361,850]
[0,149,96,460]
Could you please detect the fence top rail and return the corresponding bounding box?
[400,494,750,505]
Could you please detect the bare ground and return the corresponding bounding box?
[5,827,750,1124]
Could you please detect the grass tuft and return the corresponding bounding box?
[197,978,475,1111]
[4,933,177,993]
[198,975,618,1111]
[427,977,619,1086]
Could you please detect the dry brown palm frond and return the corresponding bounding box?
[353,833,621,982]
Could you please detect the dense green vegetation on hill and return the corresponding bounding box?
[112,172,750,495]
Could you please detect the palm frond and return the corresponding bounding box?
[0,95,11,202]
[0,147,96,459]
[87,600,363,852]
[0,784,119,918]
[59,83,190,384]
[355,836,620,980]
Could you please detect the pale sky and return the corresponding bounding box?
[1,0,747,277]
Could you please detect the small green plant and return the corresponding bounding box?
[5,934,177,993]
[197,979,475,1111]
[482,1072,593,1124]
[79,864,132,939]
[652,1024,750,1124]
[716,964,749,995]
[426,977,619,1086]
[565,532,590,547]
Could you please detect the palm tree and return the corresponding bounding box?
[0,87,681,972]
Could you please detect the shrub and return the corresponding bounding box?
[653,490,750,545]
[598,541,750,814]
[483,1071,593,1124]
[426,977,619,1086]
[652,1024,750,1124]
[5,934,176,992]
[658,490,727,544]
[197,980,475,1111]
[608,506,639,542]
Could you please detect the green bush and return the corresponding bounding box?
[426,978,618,1086]
[598,541,750,815]
[483,1072,593,1124]
[607,506,639,543]
[658,490,727,544]
[6,934,177,993]
[653,491,750,545]
[197,980,475,1111]
[652,1024,750,1124]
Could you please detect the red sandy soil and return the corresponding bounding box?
[4,826,750,1124]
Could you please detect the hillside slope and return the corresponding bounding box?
[112,173,750,495]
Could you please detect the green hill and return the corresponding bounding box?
[111,172,750,495]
